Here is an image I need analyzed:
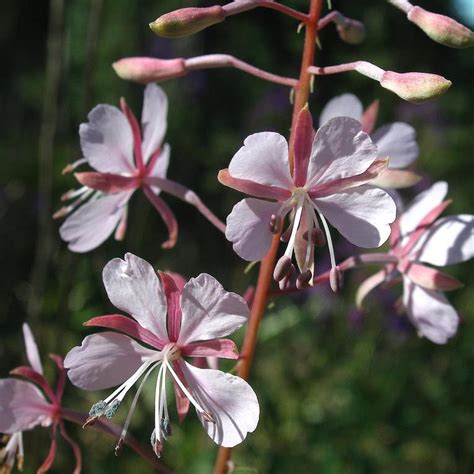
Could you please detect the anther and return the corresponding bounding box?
[52,207,69,219]
[114,438,124,457]
[273,256,295,282]
[104,399,121,419]
[329,266,343,293]
[160,417,172,439]
[269,214,283,234]
[296,270,312,289]
[150,430,163,458]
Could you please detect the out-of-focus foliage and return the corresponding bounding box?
[0,0,472,472]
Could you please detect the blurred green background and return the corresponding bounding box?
[1,0,473,472]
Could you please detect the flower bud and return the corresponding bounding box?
[380,71,451,103]
[407,6,474,49]
[336,19,366,45]
[150,6,226,38]
[112,57,187,84]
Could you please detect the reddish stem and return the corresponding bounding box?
[223,0,309,23]
[212,1,323,472]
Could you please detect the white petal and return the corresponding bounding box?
[399,181,448,237]
[228,132,293,189]
[178,274,249,345]
[318,93,363,126]
[22,323,43,375]
[307,117,378,188]
[59,192,131,253]
[415,214,474,266]
[313,185,396,248]
[141,84,168,162]
[64,332,155,390]
[80,104,134,174]
[0,379,51,433]
[403,278,459,344]
[226,198,283,262]
[102,253,169,341]
[180,362,259,447]
[372,122,419,169]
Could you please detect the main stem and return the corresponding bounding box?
[212,1,322,472]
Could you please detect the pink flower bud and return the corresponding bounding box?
[407,6,474,49]
[380,71,451,103]
[336,19,366,45]
[150,6,226,38]
[112,57,187,84]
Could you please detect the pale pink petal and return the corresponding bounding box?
[59,192,132,253]
[0,379,51,433]
[102,253,169,341]
[79,105,134,174]
[228,133,293,189]
[318,93,363,126]
[178,274,249,345]
[141,84,168,162]
[399,181,448,237]
[226,198,283,261]
[403,278,459,344]
[313,185,396,247]
[182,339,239,359]
[307,117,378,188]
[179,362,259,447]
[402,261,463,291]
[148,143,170,187]
[22,323,43,375]
[372,122,419,168]
[415,214,474,266]
[64,332,155,390]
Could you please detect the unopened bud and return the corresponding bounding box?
[150,6,226,38]
[269,214,283,234]
[380,71,451,103]
[112,57,187,84]
[336,19,366,45]
[273,256,295,282]
[303,228,326,247]
[296,270,313,289]
[329,266,343,293]
[407,6,474,49]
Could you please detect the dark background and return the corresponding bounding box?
[0,0,473,472]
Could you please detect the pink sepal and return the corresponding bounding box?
[218,169,291,201]
[84,315,165,349]
[49,354,66,402]
[143,185,178,249]
[10,366,56,402]
[182,339,239,359]
[38,423,58,474]
[293,106,314,187]
[158,271,182,343]
[59,422,82,474]
[120,97,145,173]
[361,99,379,134]
[172,361,190,423]
[308,159,388,198]
[75,172,138,193]
[390,219,401,248]
[401,199,451,256]
[399,260,463,291]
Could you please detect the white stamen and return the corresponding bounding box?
[311,201,337,270]
[154,364,166,444]
[284,195,305,259]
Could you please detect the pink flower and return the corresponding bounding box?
[55,84,224,252]
[320,93,421,194]
[64,253,259,457]
[0,324,81,473]
[218,108,396,288]
[356,182,474,343]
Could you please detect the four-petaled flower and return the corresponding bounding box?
[64,253,259,458]
[320,93,421,199]
[0,324,81,473]
[55,84,224,252]
[219,107,396,289]
[356,181,474,343]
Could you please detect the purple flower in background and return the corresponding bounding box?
[0,324,81,473]
[219,108,396,288]
[357,181,474,343]
[320,93,421,198]
[64,253,259,458]
[55,84,224,253]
